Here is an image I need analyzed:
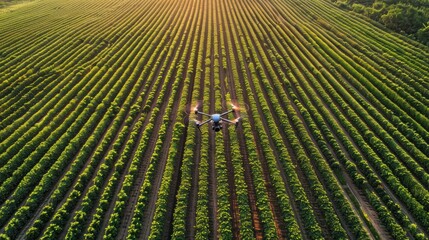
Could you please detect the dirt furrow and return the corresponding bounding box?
[11,13,158,235]
[206,1,219,238]
[229,0,317,238]
[247,2,364,237]
[216,2,241,238]
[159,1,204,237]
[186,8,208,235]
[249,1,391,237]
[113,9,189,240]
[219,1,265,239]
[138,61,187,240]
[138,2,196,238]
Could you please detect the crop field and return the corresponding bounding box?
[1,0,429,239]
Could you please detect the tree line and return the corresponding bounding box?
[333,0,429,45]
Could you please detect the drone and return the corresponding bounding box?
[192,103,241,132]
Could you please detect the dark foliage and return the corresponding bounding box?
[333,0,429,44]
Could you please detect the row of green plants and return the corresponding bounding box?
[126,4,197,237]
[170,1,205,235]
[98,5,195,238]
[83,40,184,240]
[310,36,429,172]
[0,66,103,168]
[260,1,428,236]
[225,1,321,238]
[39,26,165,235]
[212,10,235,238]
[149,0,204,237]
[261,13,409,234]
[0,0,163,199]
[284,17,428,238]
[147,123,186,240]
[23,101,125,240]
[299,4,429,144]
[171,0,206,234]
[243,2,423,236]
[295,0,429,74]
[0,2,128,145]
[251,0,412,238]
[218,4,257,237]
[300,26,429,225]
[312,26,429,139]
[230,12,305,240]
[231,1,352,238]
[142,10,200,239]
[20,1,181,237]
[194,62,212,240]
[0,67,120,235]
[286,32,425,237]
[332,0,429,44]
[2,0,429,238]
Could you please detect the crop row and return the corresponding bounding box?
[39,4,178,236]
[258,0,428,236]
[1,0,429,238]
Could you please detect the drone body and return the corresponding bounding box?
[193,104,241,132]
[210,114,222,132]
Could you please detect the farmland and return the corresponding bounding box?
[1,0,429,238]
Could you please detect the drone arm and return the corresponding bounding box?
[220,117,235,124]
[221,117,241,129]
[198,118,212,126]
[196,111,212,117]
[219,109,234,117]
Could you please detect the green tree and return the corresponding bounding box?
[417,22,429,44]
[380,4,428,34]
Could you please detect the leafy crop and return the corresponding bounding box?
[0,0,428,239]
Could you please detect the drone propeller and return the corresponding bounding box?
[230,104,237,113]
[191,118,201,126]
[190,118,202,132]
[234,117,241,129]
[184,100,203,116]
[193,100,203,114]
[228,100,249,119]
